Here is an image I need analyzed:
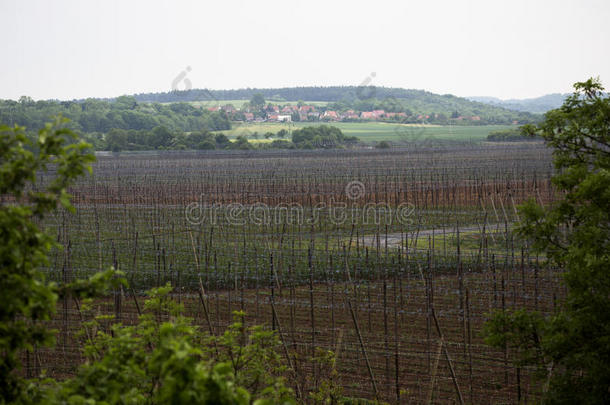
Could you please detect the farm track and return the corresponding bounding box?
[359,224,507,248]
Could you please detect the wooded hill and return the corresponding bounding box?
[134,86,540,124]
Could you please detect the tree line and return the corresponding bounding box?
[486,128,540,142]
[0,95,230,135]
[100,125,358,152]
[133,86,538,125]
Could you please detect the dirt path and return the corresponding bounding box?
[359,223,507,248]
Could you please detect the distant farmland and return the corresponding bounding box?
[217,121,516,143]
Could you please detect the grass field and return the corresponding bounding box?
[219,121,516,143]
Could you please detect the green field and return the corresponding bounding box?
[219,121,516,143]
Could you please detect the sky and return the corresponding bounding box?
[1,0,609,101]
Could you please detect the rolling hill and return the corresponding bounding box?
[467,93,568,113]
[133,86,540,124]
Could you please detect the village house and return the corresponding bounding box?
[323,110,339,121]
[299,105,315,113]
[265,104,280,113]
[456,115,480,121]
[343,110,360,120]
[237,101,416,123]
[384,112,407,119]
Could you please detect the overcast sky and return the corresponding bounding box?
[1,0,609,101]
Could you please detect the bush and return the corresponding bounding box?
[291,125,358,149]
[0,118,291,404]
[487,129,536,142]
[484,78,610,404]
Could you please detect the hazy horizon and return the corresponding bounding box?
[2,0,609,101]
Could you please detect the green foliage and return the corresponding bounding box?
[27,286,275,405]
[0,118,389,404]
[0,98,231,152]
[0,118,297,404]
[102,127,245,151]
[203,311,294,403]
[486,128,537,142]
[485,78,610,404]
[267,139,294,149]
[250,93,266,109]
[308,349,344,404]
[215,133,231,147]
[484,309,548,370]
[291,125,358,149]
[0,98,231,134]
[134,86,538,125]
[25,283,370,404]
[0,118,127,402]
[0,117,93,402]
[231,136,253,150]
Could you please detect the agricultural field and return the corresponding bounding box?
[220,121,517,144]
[35,143,561,403]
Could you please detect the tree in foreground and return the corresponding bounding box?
[0,117,96,401]
[32,287,294,405]
[0,118,382,405]
[484,78,610,404]
[0,118,294,404]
